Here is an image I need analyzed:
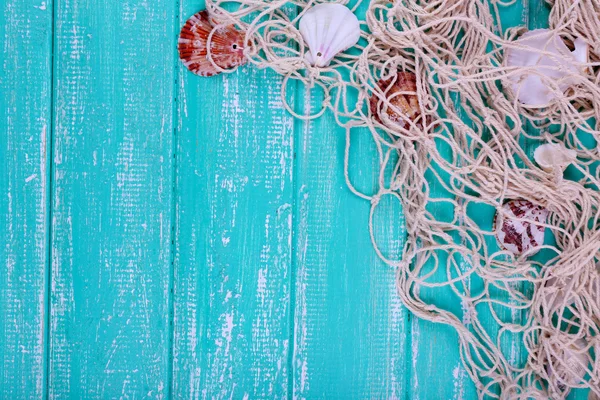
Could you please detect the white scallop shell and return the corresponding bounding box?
[506,29,588,106]
[299,3,361,67]
[534,143,577,172]
[495,200,548,255]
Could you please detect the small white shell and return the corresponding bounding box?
[534,143,577,172]
[299,4,360,67]
[506,29,588,106]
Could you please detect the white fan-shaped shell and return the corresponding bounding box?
[299,4,360,67]
[506,29,588,106]
[534,143,577,172]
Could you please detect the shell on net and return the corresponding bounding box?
[505,29,588,106]
[298,3,361,67]
[545,261,600,312]
[545,338,590,394]
[494,200,548,255]
[178,10,247,77]
[543,274,577,311]
[369,72,423,130]
[534,142,577,172]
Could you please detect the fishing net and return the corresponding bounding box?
[193,0,600,397]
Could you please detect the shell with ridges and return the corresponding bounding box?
[494,200,548,255]
[178,10,247,77]
[299,4,361,67]
[369,72,423,130]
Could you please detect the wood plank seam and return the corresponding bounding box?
[287,7,300,397]
[1,0,54,396]
[167,0,182,398]
[45,0,56,398]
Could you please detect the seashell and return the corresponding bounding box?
[543,260,600,313]
[369,72,423,130]
[178,11,247,77]
[543,274,577,312]
[494,200,548,255]
[534,143,577,172]
[505,29,588,106]
[299,4,360,67]
[545,338,590,394]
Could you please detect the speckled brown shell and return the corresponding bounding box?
[178,11,246,77]
[494,200,548,255]
[369,72,422,129]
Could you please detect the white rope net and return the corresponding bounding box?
[200,0,600,397]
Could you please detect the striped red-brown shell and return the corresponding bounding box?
[494,200,548,255]
[178,11,246,77]
[369,72,422,129]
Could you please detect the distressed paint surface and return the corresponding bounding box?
[291,84,409,398]
[0,0,592,398]
[48,0,176,397]
[0,0,52,397]
[171,2,295,398]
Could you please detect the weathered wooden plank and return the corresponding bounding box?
[0,0,52,397]
[171,3,295,398]
[291,70,408,399]
[48,0,176,396]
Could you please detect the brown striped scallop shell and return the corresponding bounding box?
[494,200,548,256]
[178,11,247,77]
[369,72,423,129]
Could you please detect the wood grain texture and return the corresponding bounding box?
[48,0,176,397]
[171,3,295,398]
[290,49,408,399]
[0,0,52,397]
[1,0,592,398]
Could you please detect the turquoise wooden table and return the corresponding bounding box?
[0,0,590,398]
